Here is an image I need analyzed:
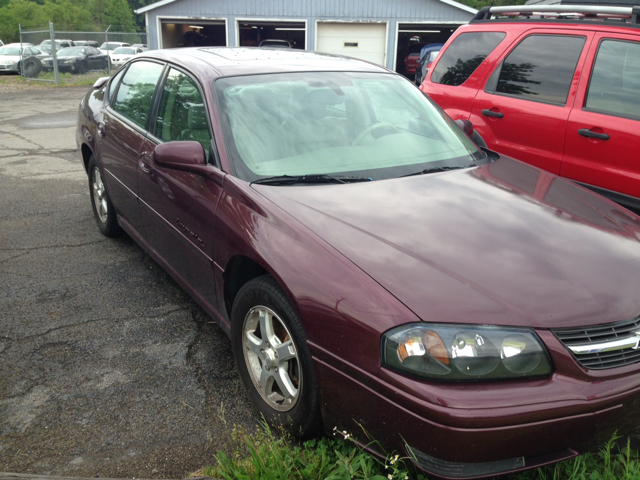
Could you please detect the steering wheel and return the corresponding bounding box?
[351,122,399,146]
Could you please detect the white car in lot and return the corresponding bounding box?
[0,43,46,76]
[109,46,144,68]
[98,42,130,58]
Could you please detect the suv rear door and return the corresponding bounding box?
[469,30,593,174]
[561,32,640,208]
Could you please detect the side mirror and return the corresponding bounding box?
[455,119,474,137]
[153,141,206,170]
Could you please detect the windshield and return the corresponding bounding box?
[215,72,484,182]
[113,47,135,54]
[0,47,21,55]
[57,47,84,56]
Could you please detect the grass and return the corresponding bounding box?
[0,69,108,88]
[196,419,640,480]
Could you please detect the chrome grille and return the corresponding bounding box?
[553,317,640,370]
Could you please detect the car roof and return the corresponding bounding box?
[140,47,390,77]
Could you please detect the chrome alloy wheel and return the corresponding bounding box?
[92,166,108,223]
[242,306,301,411]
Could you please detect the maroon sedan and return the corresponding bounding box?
[76,47,640,479]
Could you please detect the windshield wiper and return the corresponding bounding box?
[401,165,466,178]
[251,174,372,186]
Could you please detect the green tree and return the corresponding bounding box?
[0,0,140,43]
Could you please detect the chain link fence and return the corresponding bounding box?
[18,23,147,84]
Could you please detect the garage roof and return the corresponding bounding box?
[135,0,477,15]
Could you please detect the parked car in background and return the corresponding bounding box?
[42,46,109,73]
[259,39,292,48]
[77,46,640,479]
[38,40,74,54]
[131,43,148,51]
[74,40,100,48]
[0,44,46,76]
[403,41,426,75]
[414,43,443,85]
[110,46,144,68]
[421,4,640,213]
[99,42,131,57]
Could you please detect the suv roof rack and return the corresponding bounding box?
[472,4,640,25]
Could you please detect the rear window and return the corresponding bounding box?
[431,32,506,86]
[585,39,640,120]
[486,35,586,105]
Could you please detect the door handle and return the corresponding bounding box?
[482,109,504,118]
[139,154,152,174]
[578,128,609,141]
[97,122,105,137]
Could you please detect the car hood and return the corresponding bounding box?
[254,158,640,329]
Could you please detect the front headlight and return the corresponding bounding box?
[0,60,16,65]
[63,59,75,64]
[382,323,552,381]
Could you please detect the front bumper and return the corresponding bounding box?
[0,63,19,72]
[311,331,640,479]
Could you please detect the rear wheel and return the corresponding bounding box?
[88,156,121,237]
[231,275,322,436]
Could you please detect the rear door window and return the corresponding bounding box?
[485,35,586,105]
[112,60,165,129]
[431,32,506,86]
[585,39,640,120]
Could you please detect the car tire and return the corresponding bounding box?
[20,57,42,78]
[231,275,322,437]
[88,156,121,237]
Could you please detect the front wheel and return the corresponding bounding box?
[231,275,322,436]
[88,156,121,237]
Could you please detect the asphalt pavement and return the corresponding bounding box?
[0,86,257,478]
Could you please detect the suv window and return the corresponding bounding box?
[431,32,506,86]
[112,61,165,128]
[154,68,212,155]
[585,39,640,120]
[486,35,586,105]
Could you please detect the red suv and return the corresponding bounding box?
[420,5,640,212]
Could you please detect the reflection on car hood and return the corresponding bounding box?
[50,55,81,60]
[255,158,640,329]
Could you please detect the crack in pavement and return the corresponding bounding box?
[0,129,42,149]
[6,307,191,343]
[0,149,79,157]
[0,240,107,252]
[0,251,29,264]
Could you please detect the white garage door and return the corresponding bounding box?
[316,23,387,66]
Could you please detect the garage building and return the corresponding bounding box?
[136,0,476,74]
